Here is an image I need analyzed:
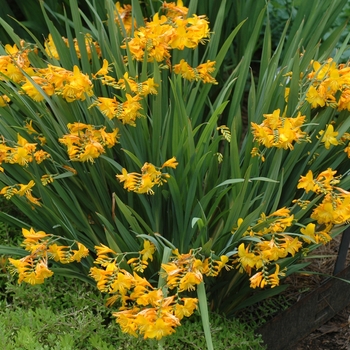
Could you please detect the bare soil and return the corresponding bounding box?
[294,304,350,350]
[287,234,350,350]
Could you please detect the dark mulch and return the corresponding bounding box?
[285,234,350,350]
[294,304,350,350]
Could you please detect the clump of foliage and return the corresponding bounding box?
[0,0,350,348]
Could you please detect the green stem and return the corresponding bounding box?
[197,281,214,350]
[157,246,172,349]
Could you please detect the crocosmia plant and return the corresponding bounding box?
[0,0,350,348]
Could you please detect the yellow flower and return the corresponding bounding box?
[249,271,267,289]
[143,316,177,340]
[99,127,119,148]
[174,297,198,320]
[47,243,67,262]
[280,236,302,256]
[136,289,163,307]
[114,2,136,36]
[0,185,17,199]
[44,34,60,59]
[134,173,155,194]
[258,240,286,261]
[25,191,41,206]
[0,94,10,106]
[34,150,51,164]
[22,227,49,242]
[173,60,217,84]
[186,15,210,47]
[173,59,195,81]
[70,242,89,262]
[110,270,135,295]
[95,96,119,119]
[300,223,316,243]
[119,94,143,126]
[162,0,188,18]
[316,168,338,190]
[211,255,232,276]
[178,271,202,292]
[21,76,54,102]
[161,262,182,289]
[338,88,350,111]
[297,170,316,193]
[140,78,158,95]
[93,59,111,77]
[113,309,139,337]
[268,264,284,288]
[95,243,117,259]
[195,60,217,84]
[16,180,36,196]
[161,157,178,169]
[117,160,172,195]
[140,240,156,262]
[9,256,53,285]
[34,259,54,282]
[318,124,339,149]
[59,124,118,163]
[251,123,274,148]
[79,142,104,163]
[269,207,290,217]
[237,243,259,274]
[311,196,335,224]
[61,65,93,102]
[306,85,327,108]
[4,62,25,83]
[264,109,282,129]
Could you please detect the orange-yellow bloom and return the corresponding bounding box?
[318,124,339,149]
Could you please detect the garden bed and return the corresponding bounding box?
[257,231,350,350]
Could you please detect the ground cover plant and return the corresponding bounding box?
[0,0,350,349]
[0,272,265,349]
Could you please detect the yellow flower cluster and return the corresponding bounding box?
[116,157,178,195]
[162,249,231,290]
[0,42,94,103]
[93,94,142,125]
[116,157,178,194]
[58,123,119,163]
[116,1,217,84]
[0,180,41,206]
[44,33,101,60]
[90,63,159,125]
[305,59,350,111]
[34,65,93,102]
[90,242,229,340]
[0,94,10,107]
[173,59,218,84]
[233,208,300,289]
[0,134,50,170]
[121,3,209,63]
[234,165,350,290]
[297,168,350,228]
[8,228,89,285]
[0,42,34,84]
[251,108,308,152]
[114,2,136,35]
